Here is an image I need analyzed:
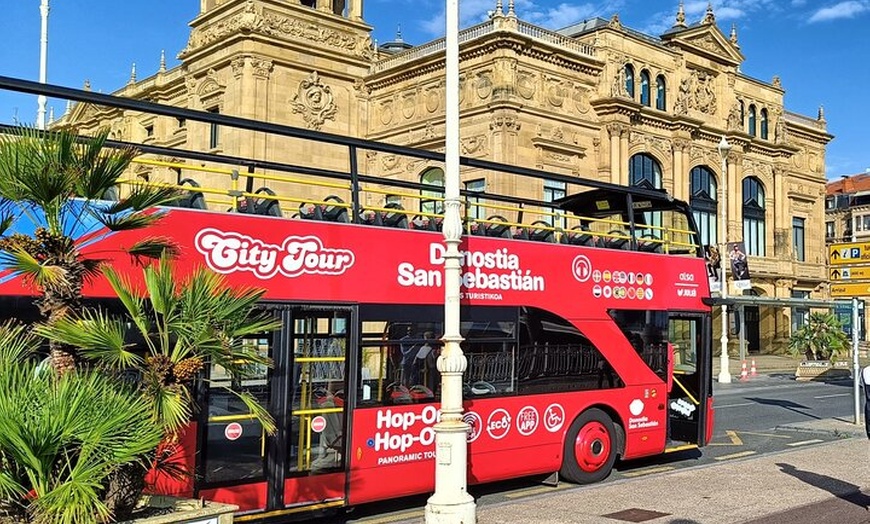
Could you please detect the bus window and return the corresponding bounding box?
[203,336,271,484]
[517,307,623,394]
[609,309,669,382]
[462,317,517,396]
[669,318,698,374]
[359,305,444,406]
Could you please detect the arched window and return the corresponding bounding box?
[629,153,662,189]
[739,100,745,128]
[742,177,765,256]
[690,166,718,247]
[625,64,635,99]
[655,75,666,110]
[629,153,663,235]
[420,167,445,215]
[760,108,769,139]
[748,105,757,137]
[640,70,651,106]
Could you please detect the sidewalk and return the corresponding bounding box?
[473,418,868,524]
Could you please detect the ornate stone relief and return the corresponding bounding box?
[490,114,520,132]
[629,132,672,156]
[742,159,773,187]
[727,100,742,130]
[379,99,393,126]
[610,65,628,98]
[231,55,274,79]
[532,124,586,173]
[197,69,225,99]
[475,71,493,100]
[290,71,337,130]
[401,91,416,120]
[461,135,488,155]
[424,83,441,113]
[573,84,591,114]
[774,111,789,144]
[674,70,717,116]
[182,0,374,61]
[545,75,566,107]
[516,70,536,100]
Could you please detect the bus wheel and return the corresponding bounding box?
[560,408,617,484]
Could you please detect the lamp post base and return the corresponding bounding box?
[717,369,732,384]
[425,497,477,524]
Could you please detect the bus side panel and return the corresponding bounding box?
[617,386,669,460]
[282,473,345,505]
[198,482,267,513]
[145,421,197,499]
[348,462,434,505]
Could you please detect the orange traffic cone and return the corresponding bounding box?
[739,360,748,381]
[750,359,757,377]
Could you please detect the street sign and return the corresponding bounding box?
[828,242,870,265]
[830,282,870,297]
[830,265,870,280]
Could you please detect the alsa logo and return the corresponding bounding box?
[195,228,355,279]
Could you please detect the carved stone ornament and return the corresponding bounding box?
[573,84,591,114]
[424,84,441,113]
[476,72,493,100]
[516,71,536,100]
[379,100,393,125]
[546,76,566,107]
[290,71,338,130]
[461,135,488,155]
[401,91,416,120]
[727,100,742,130]
[674,70,716,116]
[183,0,374,61]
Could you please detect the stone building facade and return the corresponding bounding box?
[59,0,832,354]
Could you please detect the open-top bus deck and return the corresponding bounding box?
[0,76,714,522]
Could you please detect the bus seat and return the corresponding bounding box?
[321,195,349,223]
[299,201,323,220]
[559,225,597,247]
[167,178,207,210]
[604,230,629,250]
[512,225,530,240]
[638,235,663,253]
[252,187,282,217]
[411,215,437,231]
[360,208,382,226]
[528,221,555,243]
[381,202,409,228]
[483,215,512,238]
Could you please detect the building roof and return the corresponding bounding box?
[826,173,870,196]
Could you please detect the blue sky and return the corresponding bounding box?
[1,1,867,178]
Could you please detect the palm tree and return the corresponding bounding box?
[0,127,179,373]
[0,320,164,524]
[39,255,281,436]
[788,312,849,361]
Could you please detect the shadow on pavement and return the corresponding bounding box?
[745,397,820,420]
[776,462,870,510]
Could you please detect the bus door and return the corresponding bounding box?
[199,305,355,519]
[267,306,356,514]
[667,314,713,446]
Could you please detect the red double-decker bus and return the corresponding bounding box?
[0,78,713,523]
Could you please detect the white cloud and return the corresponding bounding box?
[807,1,869,23]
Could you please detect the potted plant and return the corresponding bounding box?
[788,312,851,380]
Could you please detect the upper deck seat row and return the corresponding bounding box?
[163,189,665,253]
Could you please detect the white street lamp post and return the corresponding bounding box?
[424,0,476,520]
[717,136,732,384]
[37,0,50,130]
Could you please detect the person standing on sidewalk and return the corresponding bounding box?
[861,364,870,438]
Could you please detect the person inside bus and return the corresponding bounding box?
[413,331,439,392]
[398,325,420,386]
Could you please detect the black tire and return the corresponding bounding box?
[560,408,617,484]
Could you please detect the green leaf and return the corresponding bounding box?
[0,248,69,290]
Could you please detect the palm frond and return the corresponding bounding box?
[72,129,139,200]
[127,237,179,262]
[0,249,68,289]
[0,209,15,237]
[100,183,181,214]
[34,310,143,370]
[0,320,41,367]
[102,266,152,347]
[94,209,166,231]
